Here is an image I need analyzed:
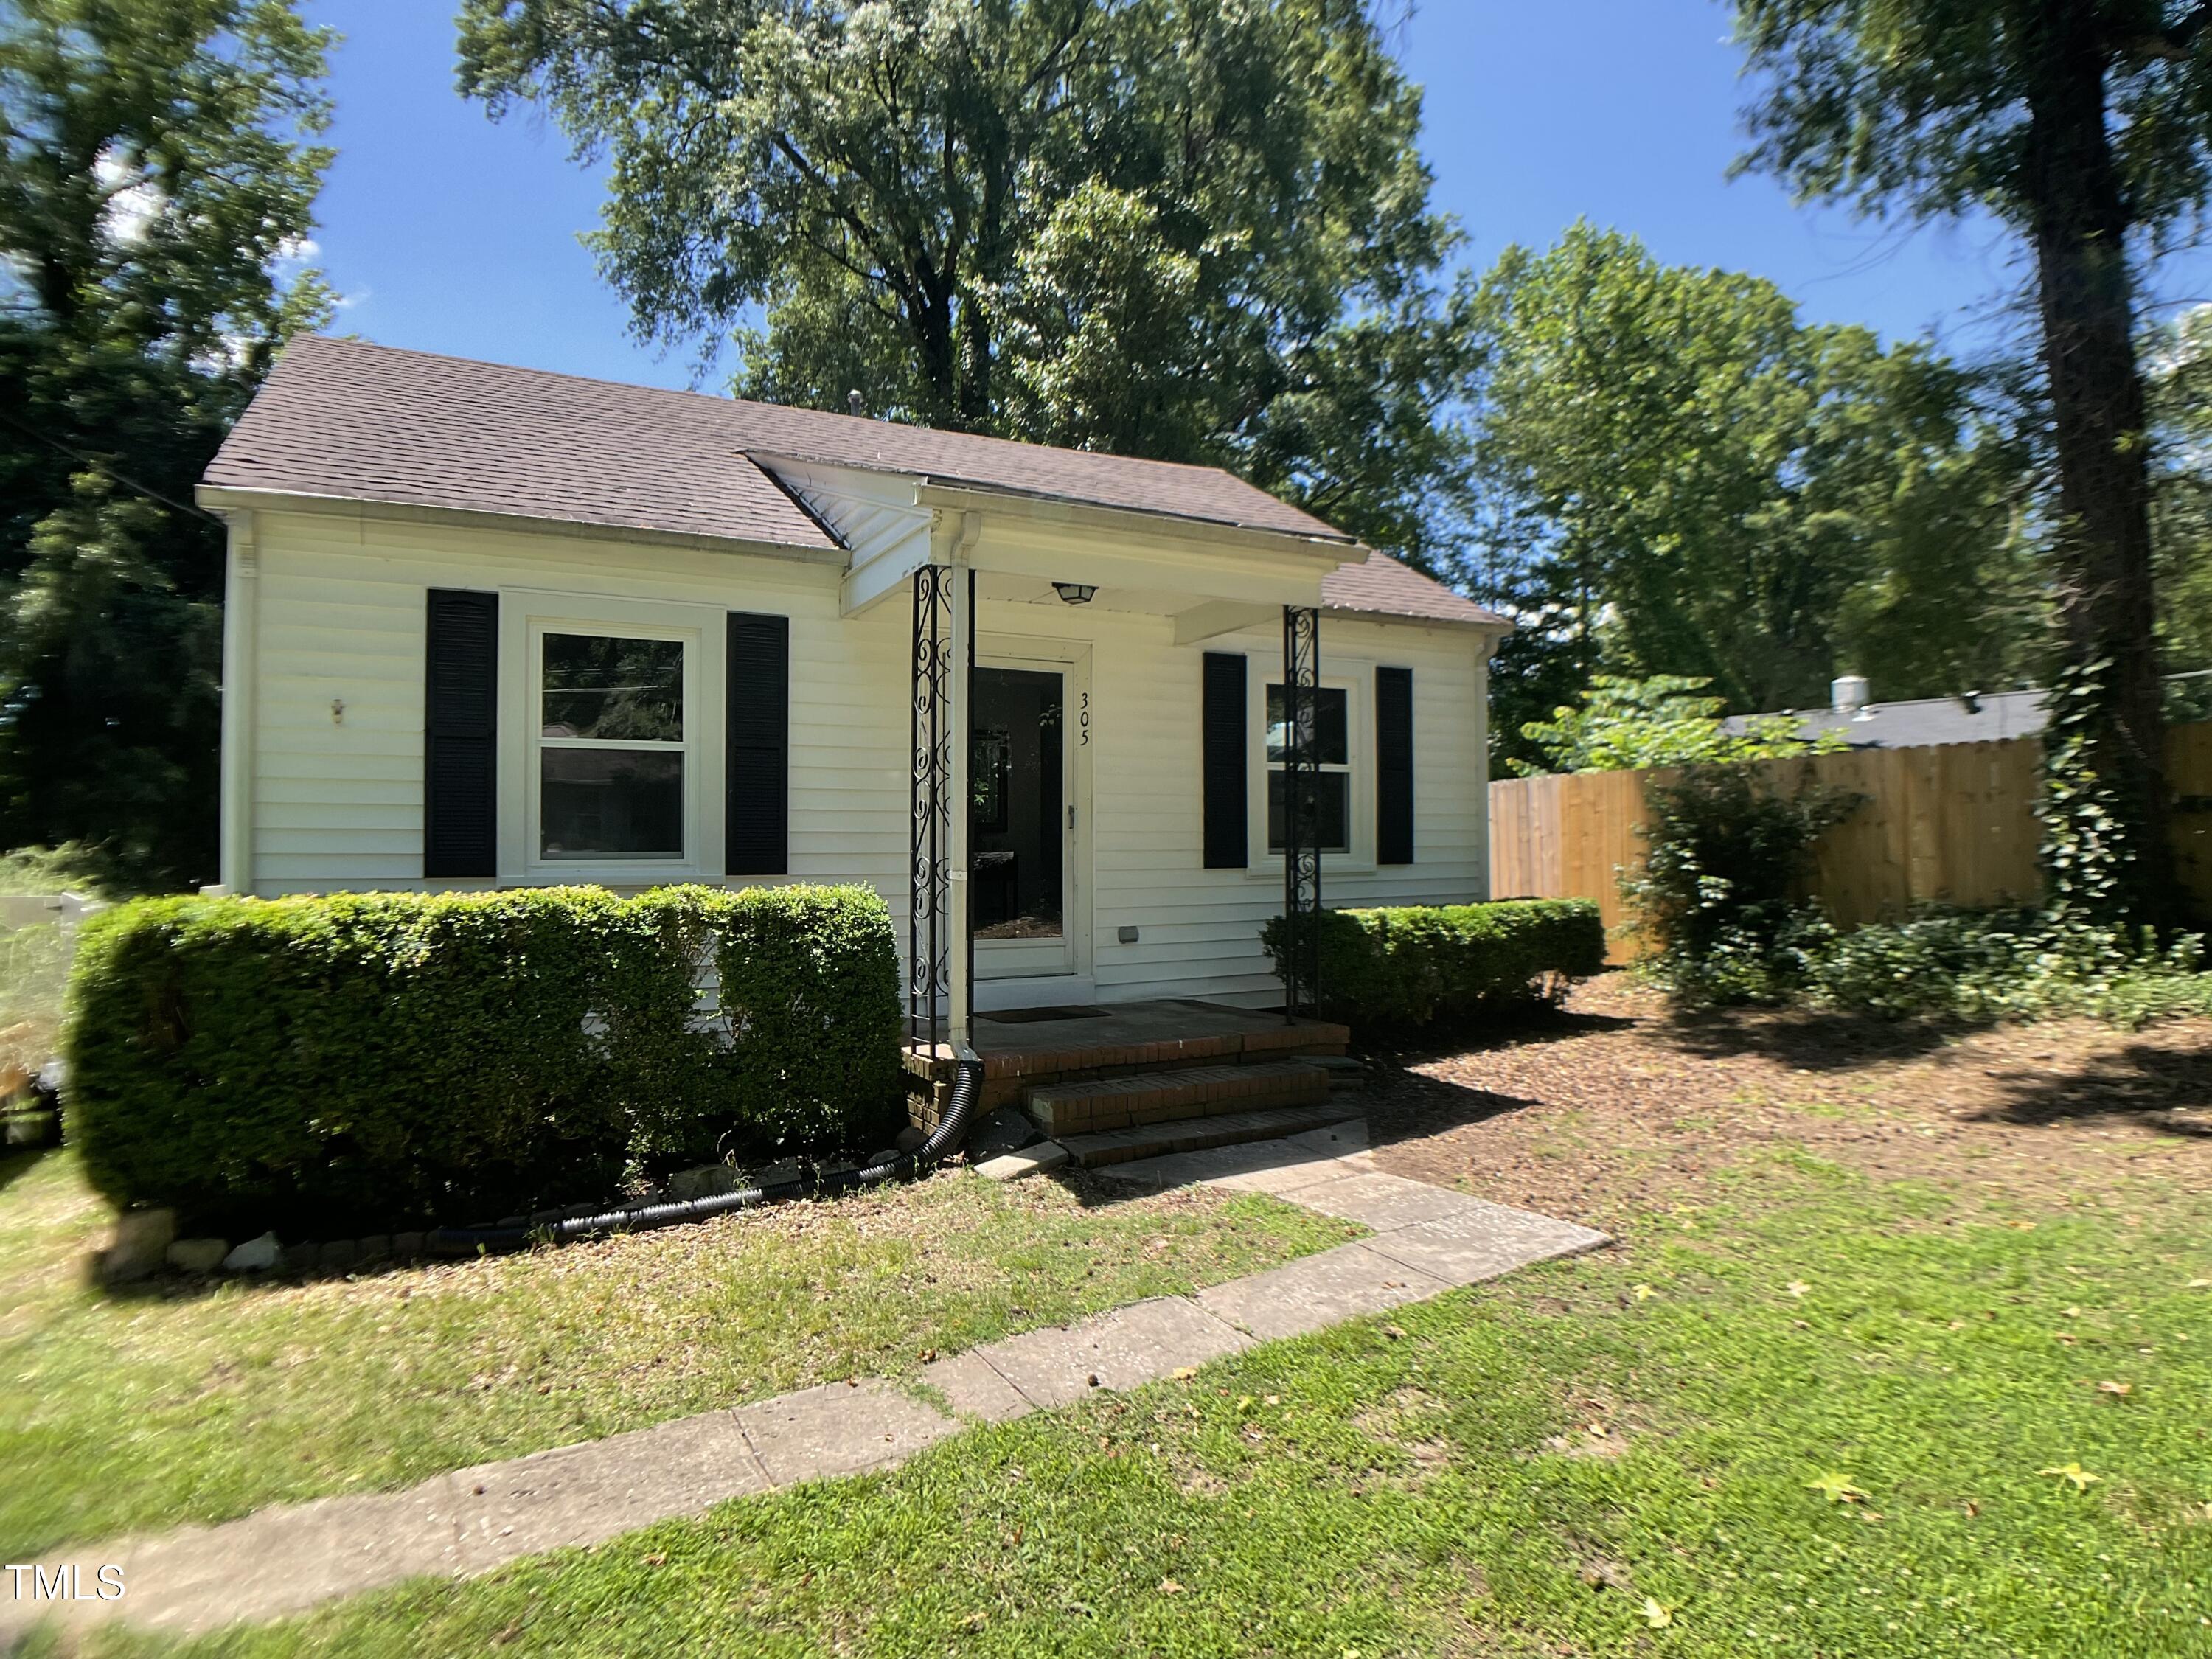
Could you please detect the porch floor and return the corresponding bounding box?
[903,999,1352,1123]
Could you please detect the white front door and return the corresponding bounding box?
[972,641,1091,993]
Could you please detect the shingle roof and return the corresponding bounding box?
[1321,550,1508,630]
[204,335,1505,630]
[1725,688,2050,750]
[207,335,1341,545]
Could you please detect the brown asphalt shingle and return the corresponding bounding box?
[204,335,1506,630]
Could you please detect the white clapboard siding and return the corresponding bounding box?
[241,507,1490,1005]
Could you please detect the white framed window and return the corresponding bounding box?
[1265,681,1352,855]
[535,629,689,862]
[498,593,724,884]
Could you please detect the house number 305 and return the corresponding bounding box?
[1078,691,1091,745]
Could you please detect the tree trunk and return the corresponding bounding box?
[2020,0,2177,917]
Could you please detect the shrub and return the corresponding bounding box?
[1263,900,1606,1031]
[64,884,902,1233]
[1798,909,2212,1028]
[1624,765,1863,974]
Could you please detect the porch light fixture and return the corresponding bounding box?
[1052,582,1097,605]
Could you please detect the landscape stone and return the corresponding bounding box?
[100,1208,176,1283]
[391,1231,425,1261]
[164,1237,229,1275]
[894,1125,928,1154]
[669,1163,742,1200]
[316,1239,358,1275]
[973,1141,1070,1181]
[355,1234,391,1263]
[219,1239,279,1274]
[965,1105,1040,1161]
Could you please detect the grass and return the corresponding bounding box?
[52,1150,2212,1658]
[0,1147,1355,1555]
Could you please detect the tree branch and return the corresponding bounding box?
[2115,4,2212,63]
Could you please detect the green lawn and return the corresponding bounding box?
[55,1149,2212,1658]
[0,1147,1354,1554]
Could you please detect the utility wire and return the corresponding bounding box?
[0,404,220,524]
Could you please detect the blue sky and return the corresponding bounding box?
[301,0,2199,392]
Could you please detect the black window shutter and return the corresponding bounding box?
[726,611,790,876]
[1377,665,1414,865]
[423,588,498,879]
[1201,651,1248,869]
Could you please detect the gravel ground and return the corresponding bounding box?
[1364,972,2212,1231]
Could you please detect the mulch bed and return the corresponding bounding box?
[1362,973,2212,1231]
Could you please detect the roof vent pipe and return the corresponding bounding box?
[847,389,865,418]
[1832,674,1871,717]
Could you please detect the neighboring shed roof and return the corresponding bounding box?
[1726,688,2051,749]
[204,335,1504,630]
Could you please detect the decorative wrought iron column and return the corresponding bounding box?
[908,565,954,1046]
[1280,604,1322,1023]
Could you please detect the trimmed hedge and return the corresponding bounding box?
[1263,900,1606,1030]
[64,884,902,1233]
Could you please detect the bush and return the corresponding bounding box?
[64,884,902,1233]
[1263,900,1606,1031]
[1624,765,1863,975]
[1797,910,2212,1028]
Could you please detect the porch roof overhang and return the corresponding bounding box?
[825,475,1357,628]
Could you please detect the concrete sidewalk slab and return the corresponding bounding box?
[444,1409,770,1569]
[917,1349,1034,1424]
[1363,1201,1608,1285]
[1290,1170,1483,1231]
[977,1296,1251,1410]
[736,1381,960,1486]
[1196,1242,1452,1341]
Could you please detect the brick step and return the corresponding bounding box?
[1023,1058,1333,1139]
[1055,1101,1361,1169]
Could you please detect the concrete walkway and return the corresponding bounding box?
[1,1119,1604,1644]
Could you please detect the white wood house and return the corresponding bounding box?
[199,336,1509,1059]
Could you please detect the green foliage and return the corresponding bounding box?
[1262,900,1605,1031]
[1731,0,2192,919]
[0,840,111,896]
[1789,910,2212,1029]
[1625,766,1862,973]
[2037,656,2154,929]
[455,0,1480,574]
[62,885,902,1232]
[1514,674,1846,776]
[0,0,333,890]
[1630,749,2212,1026]
[1464,223,2042,727]
[2146,307,2212,700]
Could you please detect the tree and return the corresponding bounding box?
[2147,305,2212,720]
[1463,223,2040,732]
[1731,0,2197,919]
[0,0,333,888]
[1513,673,1846,776]
[456,0,1478,571]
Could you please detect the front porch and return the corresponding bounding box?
[904,999,1352,1150]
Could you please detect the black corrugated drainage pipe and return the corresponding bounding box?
[424,1054,985,1258]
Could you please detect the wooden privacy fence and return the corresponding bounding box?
[1489,723,2212,963]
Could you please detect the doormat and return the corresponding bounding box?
[978,1006,1111,1024]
